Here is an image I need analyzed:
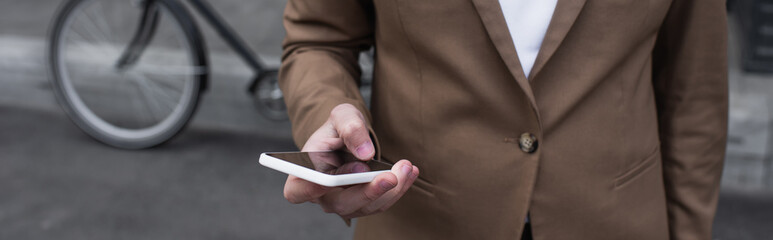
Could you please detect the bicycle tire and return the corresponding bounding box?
[254,69,289,121]
[48,0,209,149]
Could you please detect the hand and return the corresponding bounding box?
[283,103,420,219]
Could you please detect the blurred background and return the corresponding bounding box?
[1,0,771,239]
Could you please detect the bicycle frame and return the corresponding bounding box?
[116,0,273,92]
[114,2,160,71]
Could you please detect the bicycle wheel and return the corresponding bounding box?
[254,69,289,121]
[49,0,208,149]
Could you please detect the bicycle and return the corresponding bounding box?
[48,0,289,149]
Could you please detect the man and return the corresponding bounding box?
[278,0,728,239]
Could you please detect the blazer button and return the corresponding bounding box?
[519,133,538,153]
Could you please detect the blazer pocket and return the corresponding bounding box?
[614,146,661,189]
[382,156,435,196]
[410,176,435,197]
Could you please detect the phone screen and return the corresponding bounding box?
[265,151,392,175]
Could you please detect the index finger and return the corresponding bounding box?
[333,161,370,175]
[283,175,331,204]
[318,171,398,216]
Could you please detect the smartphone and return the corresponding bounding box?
[259,150,393,187]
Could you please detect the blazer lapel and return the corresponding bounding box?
[470,0,536,110]
[470,0,588,111]
[528,0,587,80]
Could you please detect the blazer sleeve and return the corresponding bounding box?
[652,0,728,239]
[279,0,375,149]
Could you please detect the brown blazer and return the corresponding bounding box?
[279,0,728,239]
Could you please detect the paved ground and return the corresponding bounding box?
[0,34,355,240]
[1,1,772,239]
[0,1,353,239]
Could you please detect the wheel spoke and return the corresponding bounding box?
[67,41,111,63]
[66,28,110,55]
[130,74,167,122]
[123,74,157,125]
[133,64,206,76]
[91,1,117,43]
[130,72,179,112]
[139,72,183,102]
[76,5,113,45]
[138,73,184,94]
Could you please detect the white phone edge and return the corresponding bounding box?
[259,152,391,187]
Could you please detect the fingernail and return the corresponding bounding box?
[352,164,367,173]
[379,180,395,191]
[355,142,373,158]
[401,164,412,176]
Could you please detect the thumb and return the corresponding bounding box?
[329,104,374,160]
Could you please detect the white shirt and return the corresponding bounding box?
[498,0,558,78]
